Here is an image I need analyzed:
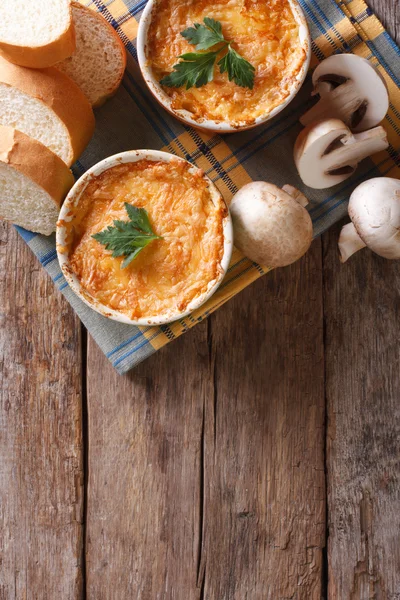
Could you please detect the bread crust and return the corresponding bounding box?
[58,2,126,107]
[0,4,75,69]
[0,125,74,206]
[0,56,95,166]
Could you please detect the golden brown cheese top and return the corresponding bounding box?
[67,159,225,320]
[147,0,307,125]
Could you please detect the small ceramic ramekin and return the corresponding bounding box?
[56,150,233,326]
[137,0,311,133]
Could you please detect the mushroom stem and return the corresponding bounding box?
[331,127,388,171]
[301,85,361,128]
[294,120,388,189]
[282,184,309,207]
[300,54,389,133]
[338,222,366,262]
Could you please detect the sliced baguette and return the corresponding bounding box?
[0,126,74,236]
[56,2,126,107]
[0,0,75,69]
[0,56,95,166]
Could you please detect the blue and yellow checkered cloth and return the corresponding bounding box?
[17,0,400,374]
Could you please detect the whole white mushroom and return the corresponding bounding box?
[339,177,400,262]
[230,182,313,268]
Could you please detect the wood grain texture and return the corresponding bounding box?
[85,322,208,599]
[0,224,84,599]
[323,3,400,598]
[323,221,400,600]
[199,239,325,600]
[85,240,325,599]
[369,0,399,41]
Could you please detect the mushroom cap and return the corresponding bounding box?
[230,182,313,268]
[349,177,400,259]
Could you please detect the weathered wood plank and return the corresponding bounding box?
[0,224,84,599]
[369,0,399,42]
[323,2,400,598]
[85,239,325,599]
[323,222,400,599]
[85,324,209,599]
[200,239,325,600]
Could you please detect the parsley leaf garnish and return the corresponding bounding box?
[160,51,219,89]
[218,47,255,90]
[181,17,225,51]
[92,203,162,269]
[159,17,255,90]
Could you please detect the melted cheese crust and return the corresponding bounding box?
[147,0,306,125]
[67,160,225,320]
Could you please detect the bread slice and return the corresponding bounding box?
[0,56,95,166]
[56,2,126,107]
[0,126,74,235]
[0,0,75,69]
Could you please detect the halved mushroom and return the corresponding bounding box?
[294,119,388,189]
[230,182,313,268]
[300,54,389,132]
[339,177,400,262]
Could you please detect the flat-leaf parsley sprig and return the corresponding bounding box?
[92,203,162,269]
[160,17,255,90]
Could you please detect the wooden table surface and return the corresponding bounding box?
[1,2,399,599]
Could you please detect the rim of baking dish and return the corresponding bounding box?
[137,0,311,133]
[56,150,233,326]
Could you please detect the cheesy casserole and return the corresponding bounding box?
[65,159,226,320]
[147,0,307,126]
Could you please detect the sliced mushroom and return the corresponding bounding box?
[294,119,388,189]
[339,177,400,262]
[230,182,313,268]
[300,54,389,132]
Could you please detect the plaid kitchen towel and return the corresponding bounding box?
[17,0,400,374]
